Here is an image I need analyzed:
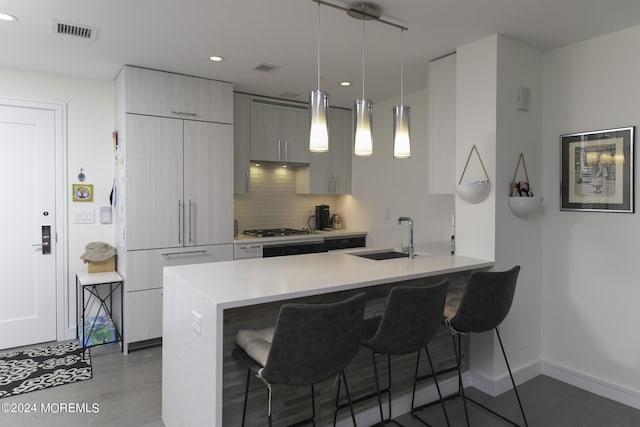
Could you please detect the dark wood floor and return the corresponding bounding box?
[1,343,638,426]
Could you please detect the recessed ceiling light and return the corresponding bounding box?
[0,13,17,22]
[208,56,223,62]
[340,81,352,87]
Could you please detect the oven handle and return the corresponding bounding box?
[264,238,325,247]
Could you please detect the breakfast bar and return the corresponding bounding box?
[161,243,493,426]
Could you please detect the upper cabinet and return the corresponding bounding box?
[122,66,233,124]
[297,107,352,194]
[250,98,309,164]
[234,93,251,194]
[427,53,457,194]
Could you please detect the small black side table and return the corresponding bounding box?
[76,272,124,351]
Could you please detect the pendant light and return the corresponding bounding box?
[309,3,329,152]
[393,29,411,159]
[354,17,374,156]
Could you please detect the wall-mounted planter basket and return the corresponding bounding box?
[509,196,543,217]
[509,153,543,217]
[456,145,491,204]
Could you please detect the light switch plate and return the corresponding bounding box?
[73,210,95,224]
[191,310,202,335]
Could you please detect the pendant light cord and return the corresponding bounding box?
[361,18,365,99]
[400,29,404,106]
[317,3,321,90]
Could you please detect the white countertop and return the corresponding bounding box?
[233,228,367,244]
[164,241,493,309]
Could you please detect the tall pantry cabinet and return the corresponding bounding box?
[114,66,234,353]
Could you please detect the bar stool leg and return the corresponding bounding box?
[241,369,251,427]
[452,334,471,427]
[496,328,528,427]
[372,352,386,423]
[425,346,451,427]
[341,371,357,426]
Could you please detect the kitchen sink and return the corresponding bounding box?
[350,249,430,260]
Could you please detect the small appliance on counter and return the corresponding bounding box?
[331,214,343,230]
[315,205,331,230]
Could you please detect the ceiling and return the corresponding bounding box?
[1,0,640,108]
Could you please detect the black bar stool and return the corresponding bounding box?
[335,279,450,426]
[414,266,528,427]
[233,292,366,426]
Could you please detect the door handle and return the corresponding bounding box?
[33,225,51,255]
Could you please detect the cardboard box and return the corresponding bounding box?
[88,256,116,273]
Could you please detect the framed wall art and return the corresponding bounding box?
[72,184,94,202]
[560,126,634,213]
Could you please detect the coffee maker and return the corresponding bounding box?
[315,205,331,230]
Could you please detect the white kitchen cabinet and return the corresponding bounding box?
[250,98,309,164]
[234,93,251,193]
[125,288,163,347]
[125,115,232,250]
[122,66,233,124]
[114,66,234,350]
[125,115,183,250]
[233,242,263,259]
[297,107,352,194]
[126,244,233,292]
[427,53,457,194]
[184,121,233,245]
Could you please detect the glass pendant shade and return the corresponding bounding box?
[309,89,329,152]
[393,105,411,158]
[354,98,374,156]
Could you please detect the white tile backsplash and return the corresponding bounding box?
[234,164,345,232]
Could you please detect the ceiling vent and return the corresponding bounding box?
[53,20,98,40]
[253,63,281,73]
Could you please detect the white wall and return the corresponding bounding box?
[455,35,544,394]
[345,89,454,248]
[541,25,640,404]
[494,35,543,386]
[0,68,115,336]
[455,36,497,260]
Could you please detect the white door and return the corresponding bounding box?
[0,104,57,349]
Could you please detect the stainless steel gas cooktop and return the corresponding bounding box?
[243,228,310,238]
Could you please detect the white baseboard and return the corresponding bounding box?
[541,360,640,410]
[469,361,541,396]
[467,359,640,410]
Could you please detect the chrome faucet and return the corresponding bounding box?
[397,216,415,258]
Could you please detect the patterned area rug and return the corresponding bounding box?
[0,341,92,398]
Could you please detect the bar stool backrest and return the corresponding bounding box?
[449,266,520,333]
[365,279,449,355]
[261,292,366,386]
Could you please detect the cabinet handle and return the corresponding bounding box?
[245,171,249,193]
[171,110,198,117]
[161,250,208,257]
[188,200,193,244]
[178,200,183,244]
[284,141,289,161]
[239,245,261,250]
[277,140,281,161]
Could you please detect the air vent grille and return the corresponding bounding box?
[253,63,281,73]
[54,20,98,40]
